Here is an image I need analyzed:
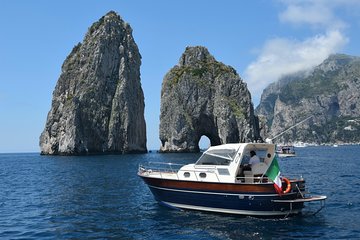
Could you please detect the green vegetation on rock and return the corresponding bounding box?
[167,61,236,90]
[279,73,340,104]
[228,98,245,120]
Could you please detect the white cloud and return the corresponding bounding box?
[245,30,348,103]
[278,0,346,30]
[244,0,358,104]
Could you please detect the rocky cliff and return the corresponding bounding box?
[40,11,147,155]
[256,54,360,144]
[159,46,259,152]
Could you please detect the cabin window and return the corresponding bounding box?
[199,172,207,178]
[183,172,190,178]
[218,168,230,175]
[196,148,236,165]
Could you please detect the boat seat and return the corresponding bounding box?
[243,170,253,183]
[243,163,268,183]
[252,162,268,175]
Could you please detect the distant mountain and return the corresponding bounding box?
[256,54,360,144]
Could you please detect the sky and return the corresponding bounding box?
[1,0,360,153]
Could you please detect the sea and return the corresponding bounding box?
[0,145,359,239]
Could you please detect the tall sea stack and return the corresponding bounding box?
[40,11,147,155]
[159,46,259,152]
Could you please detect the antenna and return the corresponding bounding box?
[265,115,313,143]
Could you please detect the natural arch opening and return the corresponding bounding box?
[199,135,211,151]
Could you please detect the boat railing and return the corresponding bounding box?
[139,162,184,172]
[139,162,303,184]
[138,162,184,179]
[235,176,270,183]
[140,163,266,183]
[235,174,304,184]
[138,162,222,181]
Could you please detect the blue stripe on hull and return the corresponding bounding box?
[149,185,304,215]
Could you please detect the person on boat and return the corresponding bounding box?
[249,150,260,165]
[238,150,261,179]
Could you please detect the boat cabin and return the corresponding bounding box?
[177,143,276,183]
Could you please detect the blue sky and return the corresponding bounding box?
[1,0,360,153]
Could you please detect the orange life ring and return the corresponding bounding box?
[282,177,292,194]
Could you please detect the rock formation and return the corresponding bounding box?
[40,11,147,155]
[159,46,259,152]
[256,54,360,144]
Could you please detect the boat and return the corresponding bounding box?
[293,141,308,148]
[138,142,326,217]
[276,145,296,158]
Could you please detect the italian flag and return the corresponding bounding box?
[265,155,283,194]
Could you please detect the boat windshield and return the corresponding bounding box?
[196,148,237,166]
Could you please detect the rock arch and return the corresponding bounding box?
[195,114,222,147]
[198,135,211,150]
[159,46,259,152]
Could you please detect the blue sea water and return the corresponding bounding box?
[0,146,360,239]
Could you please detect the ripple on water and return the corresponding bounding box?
[1,148,360,239]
